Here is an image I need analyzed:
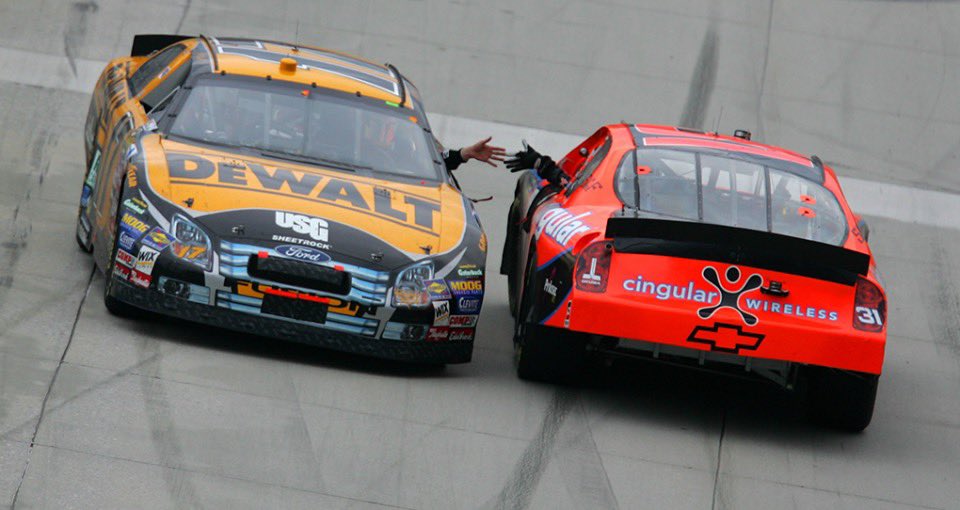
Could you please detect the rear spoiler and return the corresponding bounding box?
[606,216,869,286]
[131,34,193,57]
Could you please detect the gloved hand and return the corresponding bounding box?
[505,143,543,172]
[505,143,564,185]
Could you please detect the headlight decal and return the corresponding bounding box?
[392,261,435,307]
[170,213,212,271]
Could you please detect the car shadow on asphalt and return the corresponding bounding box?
[560,355,861,441]
[124,299,866,439]
[125,310,453,379]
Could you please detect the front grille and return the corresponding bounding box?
[216,290,379,336]
[248,255,352,295]
[219,241,389,306]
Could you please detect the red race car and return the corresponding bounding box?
[502,124,886,431]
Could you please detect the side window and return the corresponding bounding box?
[129,44,186,98]
[565,136,611,194]
[141,58,190,112]
[113,114,134,144]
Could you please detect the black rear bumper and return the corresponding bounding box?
[110,280,473,364]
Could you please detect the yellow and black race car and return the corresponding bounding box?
[77,35,486,363]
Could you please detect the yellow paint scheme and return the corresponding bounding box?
[85,36,432,267]
[142,138,467,256]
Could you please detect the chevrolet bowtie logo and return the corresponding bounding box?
[687,323,765,354]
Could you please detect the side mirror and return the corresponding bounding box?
[856,216,870,243]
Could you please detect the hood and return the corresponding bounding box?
[142,139,468,265]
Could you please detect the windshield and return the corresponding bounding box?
[168,79,441,180]
[616,148,847,245]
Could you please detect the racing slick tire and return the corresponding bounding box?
[515,323,587,383]
[103,209,144,318]
[73,218,93,253]
[504,181,525,317]
[513,248,586,382]
[803,366,879,432]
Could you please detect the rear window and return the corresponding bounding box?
[616,148,847,245]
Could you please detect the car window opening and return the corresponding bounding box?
[167,79,442,180]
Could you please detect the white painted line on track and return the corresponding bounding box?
[431,113,960,232]
[837,176,959,232]
[0,46,104,94]
[4,46,955,232]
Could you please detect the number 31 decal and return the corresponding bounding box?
[855,306,883,326]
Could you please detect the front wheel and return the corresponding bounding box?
[75,208,92,253]
[803,366,879,432]
[103,211,143,318]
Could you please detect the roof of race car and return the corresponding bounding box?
[199,37,408,105]
[630,124,823,181]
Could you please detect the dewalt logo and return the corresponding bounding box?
[165,152,442,233]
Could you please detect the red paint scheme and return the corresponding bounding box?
[519,124,886,375]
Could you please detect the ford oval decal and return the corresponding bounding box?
[275,245,331,263]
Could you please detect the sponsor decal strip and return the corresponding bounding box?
[426,326,449,342]
[448,280,483,296]
[449,315,477,328]
[116,249,135,267]
[449,329,474,341]
[456,296,481,314]
[433,300,451,326]
[425,279,452,300]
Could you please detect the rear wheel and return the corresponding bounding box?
[513,248,586,383]
[516,323,587,383]
[803,366,879,432]
[504,188,524,317]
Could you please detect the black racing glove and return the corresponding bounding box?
[505,144,564,185]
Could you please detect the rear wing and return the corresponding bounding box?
[606,216,869,285]
[131,34,193,57]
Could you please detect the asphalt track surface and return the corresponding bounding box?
[1,1,960,509]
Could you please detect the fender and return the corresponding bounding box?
[94,168,139,272]
[500,171,540,276]
[521,239,575,326]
